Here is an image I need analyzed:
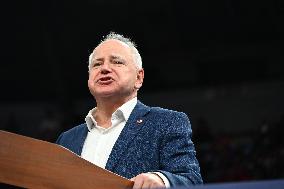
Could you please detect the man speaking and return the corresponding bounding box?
[56,32,203,189]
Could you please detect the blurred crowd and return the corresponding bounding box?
[193,116,284,183]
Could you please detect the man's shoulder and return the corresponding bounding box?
[140,105,191,128]
[141,105,192,134]
[56,123,88,146]
[138,100,186,115]
[60,123,87,137]
[149,105,188,118]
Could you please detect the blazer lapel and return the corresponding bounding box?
[105,101,150,171]
[69,124,88,156]
[76,125,89,155]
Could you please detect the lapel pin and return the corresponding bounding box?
[136,119,143,124]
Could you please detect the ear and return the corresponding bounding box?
[134,68,144,90]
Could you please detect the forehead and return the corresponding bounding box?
[93,39,132,58]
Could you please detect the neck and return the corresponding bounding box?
[93,94,137,127]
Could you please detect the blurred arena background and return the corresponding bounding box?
[1,0,283,183]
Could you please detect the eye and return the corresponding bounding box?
[92,62,102,68]
[113,60,124,64]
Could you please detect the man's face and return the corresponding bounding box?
[88,39,144,100]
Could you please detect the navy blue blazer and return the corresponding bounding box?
[56,101,203,187]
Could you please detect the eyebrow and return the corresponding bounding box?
[93,54,125,62]
[93,57,104,62]
[110,55,124,60]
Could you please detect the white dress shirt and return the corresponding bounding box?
[81,97,170,187]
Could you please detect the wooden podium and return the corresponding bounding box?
[0,130,133,189]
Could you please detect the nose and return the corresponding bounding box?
[100,62,112,74]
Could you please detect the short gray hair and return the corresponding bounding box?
[88,32,143,70]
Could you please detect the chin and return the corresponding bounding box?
[95,90,118,98]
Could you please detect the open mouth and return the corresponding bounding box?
[97,76,114,85]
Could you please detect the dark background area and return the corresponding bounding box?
[1,0,284,185]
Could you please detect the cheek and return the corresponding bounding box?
[126,74,139,87]
[88,70,97,80]
[87,77,92,85]
[119,71,135,82]
[88,73,96,86]
[87,79,93,90]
